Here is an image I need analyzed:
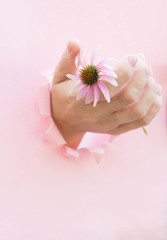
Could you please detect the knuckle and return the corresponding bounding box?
[133,106,146,119]
[134,78,146,91]
[142,66,150,76]
[154,97,162,110]
[142,116,152,126]
[135,65,150,77]
[141,96,162,126]
[121,90,136,104]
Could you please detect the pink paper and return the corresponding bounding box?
[0,0,167,239]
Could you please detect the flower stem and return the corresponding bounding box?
[142,126,148,136]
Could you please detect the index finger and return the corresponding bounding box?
[99,57,151,114]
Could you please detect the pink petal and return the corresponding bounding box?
[79,48,84,67]
[99,68,118,78]
[104,70,118,78]
[76,85,88,100]
[74,49,85,68]
[98,65,114,71]
[75,53,80,68]
[90,45,103,65]
[93,84,100,107]
[66,74,80,81]
[100,78,118,87]
[97,81,110,103]
[98,74,118,87]
[69,82,83,94]
[96,58,118,68]
[98,65,114,72]
[85,86,94,104]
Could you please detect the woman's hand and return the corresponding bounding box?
[51,39,162,149]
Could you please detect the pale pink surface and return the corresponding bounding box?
[0,0,167,239]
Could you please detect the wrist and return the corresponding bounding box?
[52,116,85,150]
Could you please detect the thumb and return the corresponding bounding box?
[52,39,82,85]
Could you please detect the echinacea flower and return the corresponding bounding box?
[66,45,118,107]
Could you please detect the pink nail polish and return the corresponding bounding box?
[67,42,71,56]
[156,84,162,96]
[128,55,138,67]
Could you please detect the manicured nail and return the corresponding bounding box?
[156,84,162,96]
[128,55,138,67]
[67,42,71,56]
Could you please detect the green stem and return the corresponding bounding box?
[142,126,148,136]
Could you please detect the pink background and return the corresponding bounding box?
[0,0,167,239]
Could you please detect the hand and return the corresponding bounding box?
[51,39,162,149]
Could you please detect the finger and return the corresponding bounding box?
[52,39,81,85]
[97,54,137,99]
[109,94,162,135]
[111,76,156,125]
[95,76,156,131]
[80,54,150,121]
[84,56,150,119]
[99,56,151,114]
[98,53,148,99]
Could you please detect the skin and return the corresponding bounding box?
[51,39,162,149]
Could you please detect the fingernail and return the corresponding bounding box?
[128,55,138,67]
[156,84,162,96]
[67,42,71,56]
